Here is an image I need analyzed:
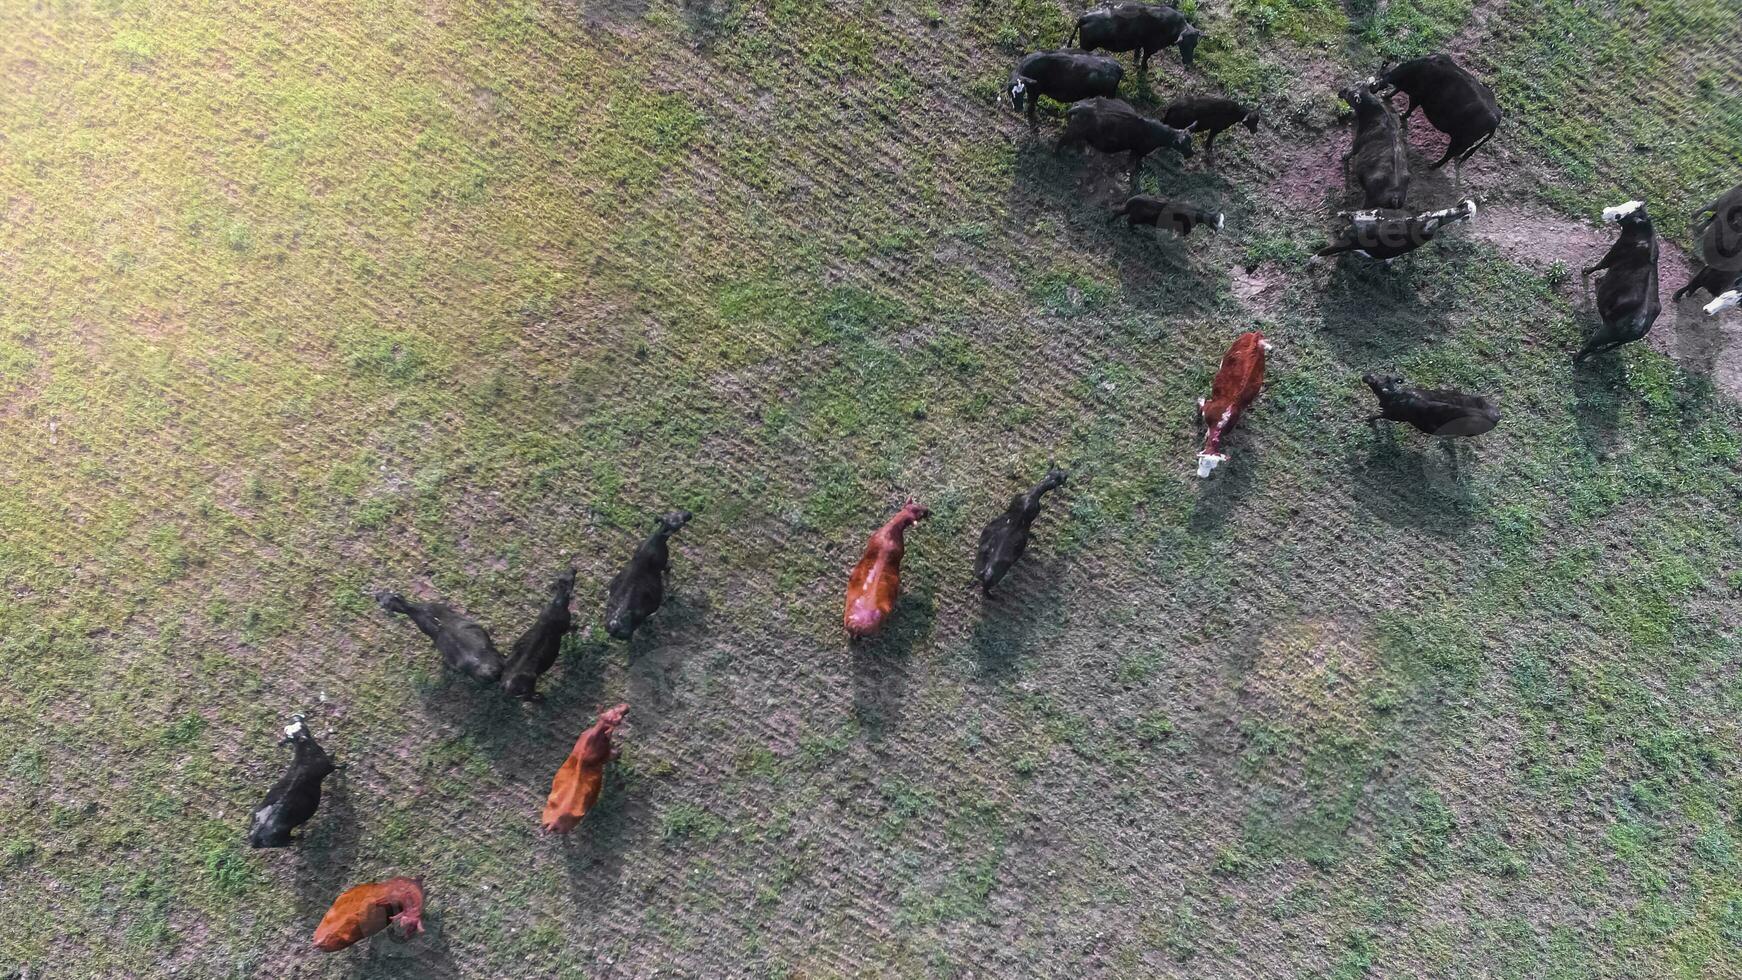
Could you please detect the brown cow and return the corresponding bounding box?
[541,703,629,834]
[843,501,929,639]
[1197,332,1271,477]
[311,877,425,952]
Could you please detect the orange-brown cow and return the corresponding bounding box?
[541,703,629,834]
[1196,331,1271,478]
[843,501,929,639]
[311,877,425,952]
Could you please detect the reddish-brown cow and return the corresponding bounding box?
[312,877,425,952]
[843,502,929,639]
[541,703,629,834]
[1197,331,1271,477]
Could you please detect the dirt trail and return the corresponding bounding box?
[1471,205,1742,396]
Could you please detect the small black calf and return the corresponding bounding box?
[605,511,692,640]
[1110,195,1223,236]
[974,467,1068,595]
[501,569,577,701]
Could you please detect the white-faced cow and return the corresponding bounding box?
[1109,194,1223,237]
[1369,55,1501,180]
[1162,96,1260,165]
[1059,97,1194,187]
[1340,84,1410,210]
[1679,180,1742,307]
[974,466,1068,595]
[1069,3,1204,71]
[1310,200,1476,264]
[1008,51,1124,126]
[246,715,339,849]
[377,591,506,683]
[501,569,577,701]
[1363,374,1500,438]
[1576,201,1661,363]
[605,511,692,640]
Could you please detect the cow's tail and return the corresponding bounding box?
[1065,20,1080,47]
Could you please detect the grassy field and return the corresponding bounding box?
[2,0,1741,977]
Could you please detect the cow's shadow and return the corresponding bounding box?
[355,907,460,979]
[1347,427,1476,532]
[560,755,644,910]
[291,768,359,927]
[1315,259,1452,362]
[1571,355,1631,455]
[466,631,614,777]
[970,555,1070,683]
[1188,443,1260,533]
[1662,298,1735,381]
[849,590,935,738]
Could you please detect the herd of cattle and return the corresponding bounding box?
[238,2,1742,954]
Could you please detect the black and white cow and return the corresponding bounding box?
[1576,200,1661,363]
[1161,96,1260,165]
[1008,51,1124,125]
[1340,84,1410,210]
[1059,97,1194,185]
[1310,200,1476,264]
[1363,374,1500,437]
[1369,55,1501,177]
[1068,3,1203,71]
[245,715,339,848]
[1109,194,1223,236]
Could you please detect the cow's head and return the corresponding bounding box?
[897,500,931,525]
[388,878,426,939]
[659,510,693,534]
[1169,120,1196,158]
[1362,373,1403,401]
[1196,453,1227,478]
[1242,109,1263,133]
[1338,84,1382,116]
[1603,200,1649,229]
[1178,26,1203,66]
[1706,290,1741,316]
[598,702,630,730]
[279,714,311,746]
[1007,75,1036,112]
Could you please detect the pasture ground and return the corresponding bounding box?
[3,0,1741,977]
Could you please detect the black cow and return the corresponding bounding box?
[1363,374,1500,437]
[1162,96,1260,164]
[1340,84,1410,210]
[377,591,505,683]
[1680,180,1742,304]
[1109,194,1223,236]
[1674,265,1742,305]
[1310,200,1476,264]
[1059,97,1194,185]
[1069,3,1203,70]
[605,511,692,640]
[1009,51,1124,125]
[1370,55,1501,176]
[1576,201,1661,363]
[245,715,339,848]
[975,467,1068,595]
[501,569,577,701]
